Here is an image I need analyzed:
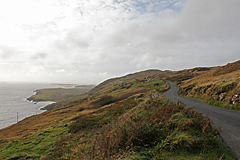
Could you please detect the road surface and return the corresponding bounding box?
[162,81,240,158]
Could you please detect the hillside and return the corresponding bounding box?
[0,62,239,159]
[178,60,240,111]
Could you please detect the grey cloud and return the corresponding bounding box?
[30,53,48,60]
[77,0,240,75]
[1,0,239,84]
[51,29,90,52]
[100,22,142,48]
[0,46,16,59]
[66,29,90,48]
[180,0,240,40]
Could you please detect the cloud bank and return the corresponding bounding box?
[0,0,239,84]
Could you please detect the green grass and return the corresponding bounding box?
[69,95,138,133]
[132,80,165,88]
[0,125,68,159]
[220,80,231,85]
[27,87,91,102]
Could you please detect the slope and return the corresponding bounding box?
[0,66,238,159]
[178,60,240,111]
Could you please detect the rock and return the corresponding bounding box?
[200,88,205,94]
[152,93,159,99]
[232,94,239,105]
[219,93,226,101]
[211,94,219,100]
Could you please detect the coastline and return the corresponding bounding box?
[26,89,57,112]
[0,82,58,130]
[0,84,93,130]
[0,101,55,130]
[26,85,94,111]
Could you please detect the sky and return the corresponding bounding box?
[0,0,239,84]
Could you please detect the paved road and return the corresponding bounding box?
[162,81,240,158]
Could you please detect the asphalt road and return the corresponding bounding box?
[162,81,240,158]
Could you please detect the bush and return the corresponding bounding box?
[91,95,116,109]
[91,95,220,159]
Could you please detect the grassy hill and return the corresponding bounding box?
[178,60,240,111]
[0,62,239,159]
[27,85,94,102]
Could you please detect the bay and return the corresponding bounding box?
[0,82,58,129]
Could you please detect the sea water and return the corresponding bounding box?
[0,82,57,129]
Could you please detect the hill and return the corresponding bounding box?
[178,60,240,111]
[0,62,239,159]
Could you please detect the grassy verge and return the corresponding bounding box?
[177,66,240,112]
[89,93,237,159]
[179,94,240,112]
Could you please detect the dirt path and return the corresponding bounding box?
[162,81,240,158]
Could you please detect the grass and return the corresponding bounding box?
[27,86,93,102]
[0,125,68,159]
[0,62,239,159]
[178,61,240,111]
[179,79,240,111]
[69,95,139,133]
[87,93,237,159]
[184,94,240,112]
[43,90,237,159]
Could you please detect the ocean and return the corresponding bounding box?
[0,82,57,129]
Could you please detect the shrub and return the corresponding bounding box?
[91,95,220,159]
[91,95,116,109]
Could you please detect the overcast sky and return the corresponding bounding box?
[0,0,239,84]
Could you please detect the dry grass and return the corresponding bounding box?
[0,101,90,140]
[178,60,240,111]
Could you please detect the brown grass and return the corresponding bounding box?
[178,60,240,111]
[0,101,89,140]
